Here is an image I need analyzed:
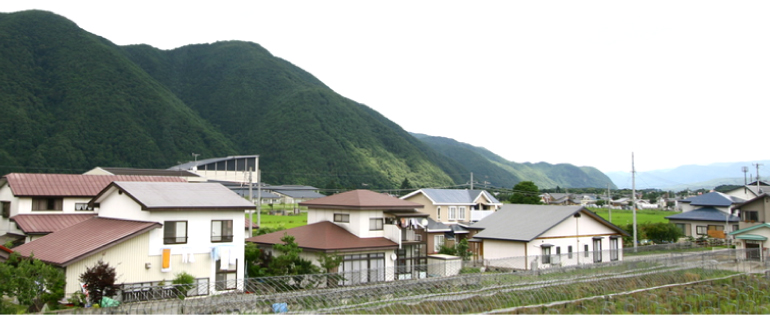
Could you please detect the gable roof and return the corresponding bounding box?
[12,217,160,266]
[733,193,770,209]
[11,213,97,235]
[246,221,398,252]
[401,189,502,205]
[300,190,423,211]
[0,173,186,197]
[665,207,739,222]
[680,191,744,207]
[471,204,627,242]
[92,181,255,211]
[730,222,770,235]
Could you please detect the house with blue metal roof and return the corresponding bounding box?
[666,191,744,239]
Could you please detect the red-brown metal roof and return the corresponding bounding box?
[11,213,97,234]
[12,217,161,266]
[2,173,186,197]
[299,189,423,210]
[246,221,398,252]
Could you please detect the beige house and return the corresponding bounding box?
[730,193,770,261]
[401,189,501,255]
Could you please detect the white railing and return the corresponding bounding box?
[471,210,495,222]
[384,224,401,248]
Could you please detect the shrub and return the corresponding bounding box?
[172,272,195,299]
[79,260,117,306]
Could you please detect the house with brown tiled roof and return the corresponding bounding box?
[0,173,186,245]
[247,189,430,285]
[12,181,254,299]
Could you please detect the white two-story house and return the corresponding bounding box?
[12,181,254,298]
[0,173,185,245]
[247,189,430,284]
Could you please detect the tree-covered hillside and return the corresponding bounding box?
[0,10,614,189]
[0,10,237,174]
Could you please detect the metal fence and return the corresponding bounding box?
[62,248,770,314]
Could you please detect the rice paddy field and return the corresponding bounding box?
[589,208,677,226]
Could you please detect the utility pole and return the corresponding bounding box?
[754,163,763,191]
[743,166,749,195]
[257,169,262,229]
[607,184,612,222]
[470,172,474,190]
[632,153,637,252]
[248,167,254,237]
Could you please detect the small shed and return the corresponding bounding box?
[427,254,462,277]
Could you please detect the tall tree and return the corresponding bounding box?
[510,181,543,204]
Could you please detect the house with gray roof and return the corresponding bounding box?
[667,191,745,239]
[400,188,502,254]
[469,204,628,270]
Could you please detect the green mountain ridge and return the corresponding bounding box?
[0,10,613,190]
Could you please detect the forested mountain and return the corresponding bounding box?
[412,134,616,189]
[0,10,613,189]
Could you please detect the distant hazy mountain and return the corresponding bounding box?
[606,160,770,190]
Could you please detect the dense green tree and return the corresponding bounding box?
[510,181,542,204]
[400,177,413,190]
[1,253,65,312]
[643,222,683,243]
[268,233,319,276]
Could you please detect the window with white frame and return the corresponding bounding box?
[592,238,602,263]
[458,206,466,221]
[449,207,457,220]
[437,207,441,221]
[434,235,445,252]
[75,203,96,211]
[610,237,619,261]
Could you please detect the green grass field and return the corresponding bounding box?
[246,211,308,230]
[589,208,678,227]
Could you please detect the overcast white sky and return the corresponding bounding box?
[3,1,769,174]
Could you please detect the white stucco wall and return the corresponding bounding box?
[307,209,385,238]
[93,186,246,292]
